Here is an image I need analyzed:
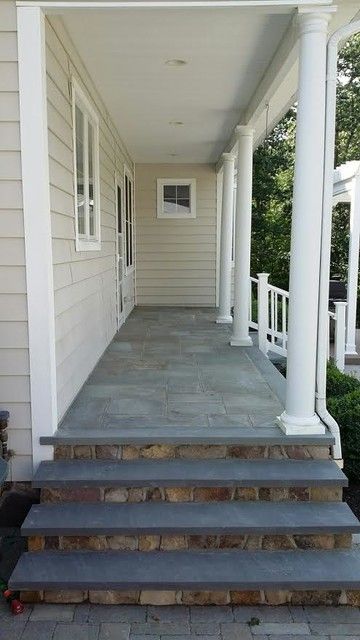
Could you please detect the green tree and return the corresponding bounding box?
[251,33,360,304]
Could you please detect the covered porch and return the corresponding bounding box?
[58,306,284,434]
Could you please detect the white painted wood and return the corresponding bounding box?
[17,5,56,468]
[257,273,269,355]
[17,0,335,7]
[216,153,234,324]
[279,11,331,436]
[334,301,347,372]
[231,126,254,347]
[346,173,360,355]
[115,170,125,329]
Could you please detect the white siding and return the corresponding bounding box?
[136,164,217,306]
[0,1,32,480]
[45,18,134,420]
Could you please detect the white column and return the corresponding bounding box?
[230,126,254,346]
[217,153,235,323]
[346,173,360,355]
[279,11,331,435]
[18,6,57,468]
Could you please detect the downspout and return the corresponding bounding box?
[316,19,360,464]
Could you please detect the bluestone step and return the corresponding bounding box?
[33,458,347,488]
[40,426,334,446]
[10,550,360,591]
[21,501,360,536]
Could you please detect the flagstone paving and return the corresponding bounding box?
[59,307,284,432]
[2,603,360,640]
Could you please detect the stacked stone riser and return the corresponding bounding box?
[22,588,360,607]
[54,444,331,461]
[41,486,343,503]
[28,532,352,552]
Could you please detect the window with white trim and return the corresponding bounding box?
[73,79,101,251]
[157,178,196,219]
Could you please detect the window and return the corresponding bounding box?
[72,79,100,251]
[157,178,196,219]
[125,172,134,270]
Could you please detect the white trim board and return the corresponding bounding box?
[17,5,57,470]
[16,0,334,8]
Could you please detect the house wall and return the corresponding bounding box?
[45,17,134,420]
[135,164,217,306]
[0,1,32,480]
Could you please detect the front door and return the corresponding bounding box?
[123,167,135,319]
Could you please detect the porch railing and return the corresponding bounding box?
[249,274,346,372]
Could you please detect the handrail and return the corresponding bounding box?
[249,275,346,371]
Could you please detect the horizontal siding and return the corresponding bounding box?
[45,17,133,420]
[136,164,217,306]
[0,1,32,480]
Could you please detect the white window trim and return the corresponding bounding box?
[157,178,196,219]
[72,77,101,252]
[124,165,135,275]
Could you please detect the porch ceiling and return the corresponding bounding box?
[61,7,292,163]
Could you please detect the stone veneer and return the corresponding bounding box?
[21,589,360,606]
[54,444,331,461]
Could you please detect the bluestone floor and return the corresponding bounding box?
[60,307,284,432]
[2,601,360,640]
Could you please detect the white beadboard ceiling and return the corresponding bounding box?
[62,7,292,162]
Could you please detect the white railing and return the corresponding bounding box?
[250,273,346,371]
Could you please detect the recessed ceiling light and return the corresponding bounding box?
[169,121,184,126]
[169,153,178,157]
[165,59,187,66]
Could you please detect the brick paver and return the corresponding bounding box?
[1,604,360,639]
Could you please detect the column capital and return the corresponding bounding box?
[297,7,334,35]
[235,125,254,138]
[221,152,235,163]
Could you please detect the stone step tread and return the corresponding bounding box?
[10,550,360,591]
[33,459,347,488]
[22,501,360,536]
[40,427,334,446]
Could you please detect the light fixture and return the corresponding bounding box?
[169,121,184,126]
[165,59,187,66]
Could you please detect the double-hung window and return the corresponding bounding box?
[72,79,101,251]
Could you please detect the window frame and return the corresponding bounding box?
[157,178,196,219]
[72,78,101,252]
[124,166,135,274]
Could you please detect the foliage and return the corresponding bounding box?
[327,360,360,397]
[251,34,360,319]
[327,362,360,481]
[328,385,360,481]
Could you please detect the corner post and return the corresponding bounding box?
[216,153,235,324]
[279,10,332,435]
[346,172,360,355]
[334,301,347,372]
[17,6,57,469]
[257,273,269,355]
[230,126,254,346]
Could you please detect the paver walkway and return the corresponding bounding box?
[60,307,284,432]
[1,602,360,640]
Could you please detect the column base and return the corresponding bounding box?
[345,344,358,356]
[216,315,233,324]
[230,335,253,347]
[278,411,326,436]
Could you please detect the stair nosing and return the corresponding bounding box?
[9,549,360,591]
[21,501,360,536]
[40,427,335,446]
[32,458,348,489]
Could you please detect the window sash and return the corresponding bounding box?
[73,80,100,250]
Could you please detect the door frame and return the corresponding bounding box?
[115,170,125,330]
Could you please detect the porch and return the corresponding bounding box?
[59,307,284,435]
